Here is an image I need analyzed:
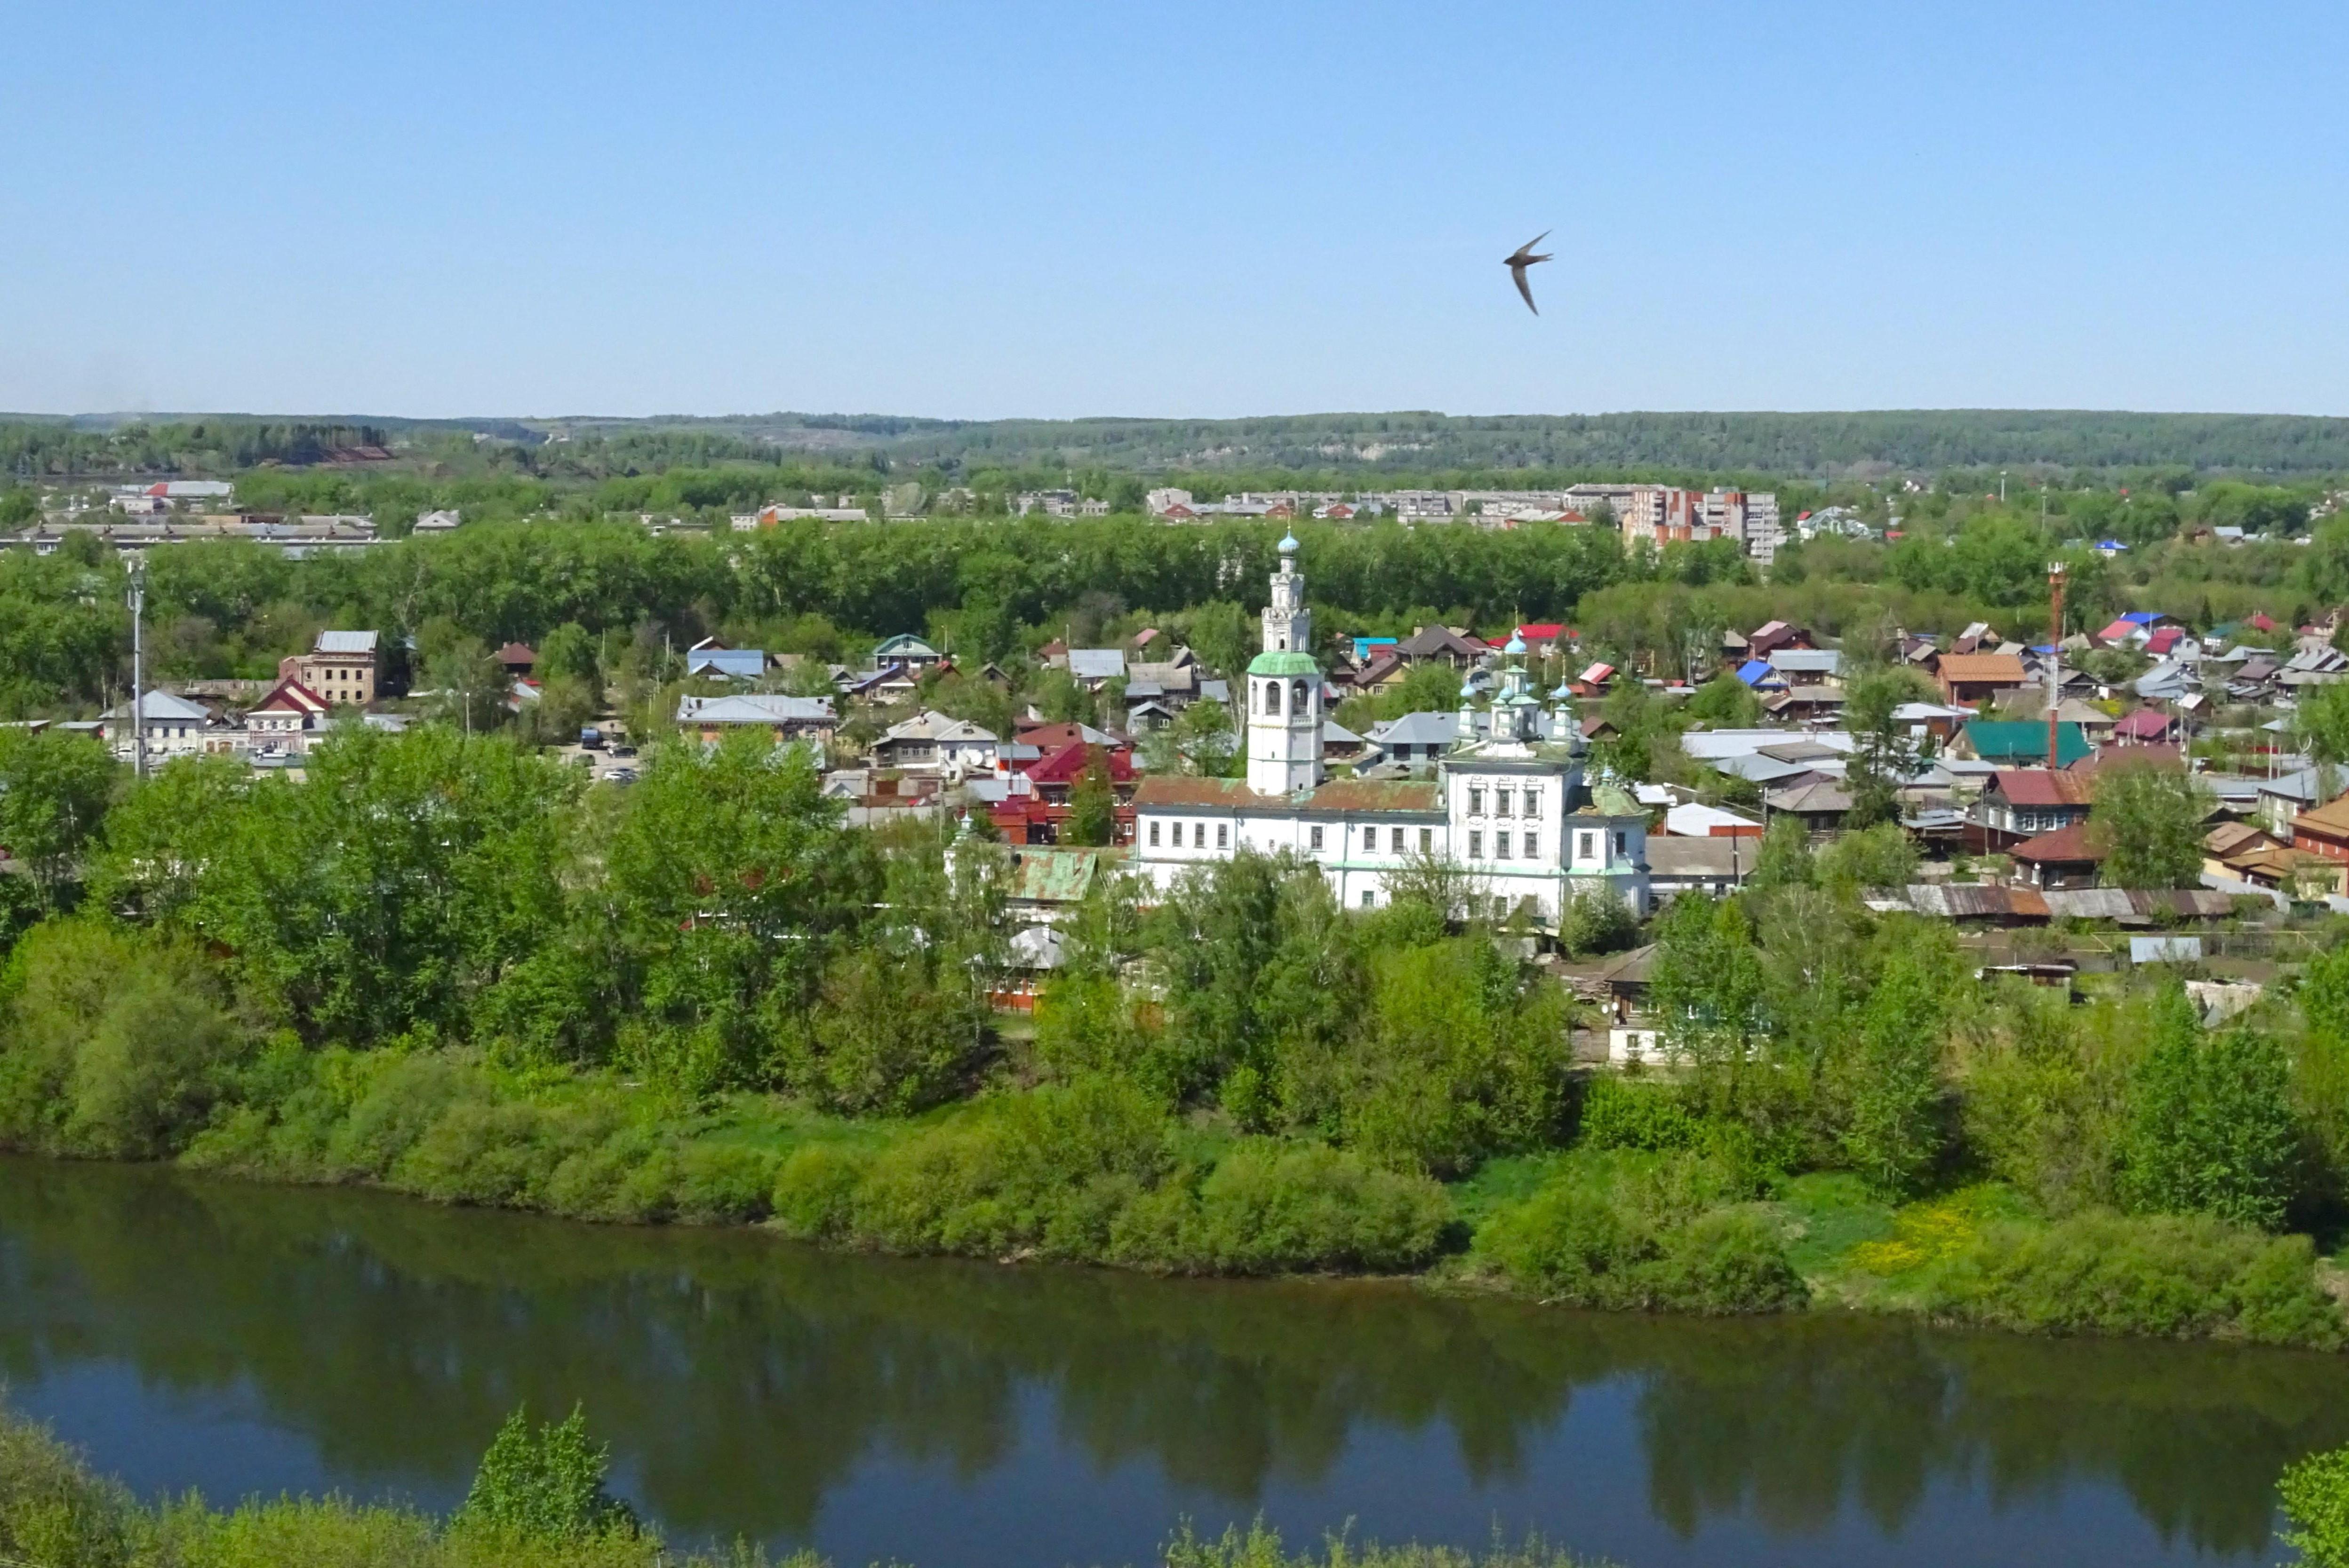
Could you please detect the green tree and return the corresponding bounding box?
[534,621,601,688]
[2088,759,2212,888]
[1648,895,1769,1115]
[1684,671,1761,728]
[603,731,873,1093]
[2120,987,2300,1230]
[1748,816,1815,890]
[1067,748,1117,845]
[455,1404,634,1544]
[1842,664,1929,828]
[2299,679,2349,798]
[1834,939,1949,1195]
[418,616,509,732]
[0,729,117,913]
[1815,821,1918,891]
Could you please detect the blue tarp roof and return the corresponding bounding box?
[2120,611,2162,624]
[1735,659,1772,687]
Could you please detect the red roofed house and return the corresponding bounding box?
[991,741,1136,845]
[496,642,536,677]
[1976,768,2094,846]
[244,677,332,758]
[2144,626,2186,656]
[1747,621,1815,656]
[1514,623,1569,658]
[2093,618,2137,645]
[2110,708,2182,745]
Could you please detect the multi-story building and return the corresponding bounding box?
[1129,537,1650,926]
[281,630,380,708]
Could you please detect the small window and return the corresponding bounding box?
[1495,789,1512,818]
[1310,825,1324,851]
[1469,830,1483,859]
[1419,828,1433,854]
[1468,787,1485,816]
[1216,824,1229,849]
[1523,788,1541,820]
[1192,822,1206,848]
[1495,832,1512,860]
[1263,682,1279,715]
[1390,826,1405,854]
[1579,831,1596,861]
[1614,831,1627,856]
[1149,821,1161,847]
[1523,831,1539,860]
[1360,889,1375,909]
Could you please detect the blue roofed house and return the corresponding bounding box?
[1734,658,1777,689]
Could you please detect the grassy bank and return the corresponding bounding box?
[16,1025,2338,1351]
[0,1399,1607,1568]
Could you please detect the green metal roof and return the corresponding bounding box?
[1963,719,2090,767]
[1246,651,1322,676]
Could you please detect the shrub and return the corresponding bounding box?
[2280,1438,2349,1568]
[670,1142,780,1224]
[1472,1150,1807,1314]
[1147,1142,1451,1274]
[2119,999,2300,1231]
[1577,1076,1702,1152]
[771,1143,875,1242]
[454,1404,635,1545]
[1923,1209,2344,1347]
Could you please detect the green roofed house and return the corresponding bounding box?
[871,633,943,669]
[1955,719,2091,768]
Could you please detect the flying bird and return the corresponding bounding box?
[1504,231,1551,315]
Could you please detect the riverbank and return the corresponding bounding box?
[33,1038,2343,1352]
[0,1398,1605,1568]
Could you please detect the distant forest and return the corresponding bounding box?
[10,408,2349,483]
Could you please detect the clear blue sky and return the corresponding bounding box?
[6,0,2345,421]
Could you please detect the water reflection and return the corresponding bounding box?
[0,1157,2341,1565]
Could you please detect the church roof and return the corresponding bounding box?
[1247,651,1322,676]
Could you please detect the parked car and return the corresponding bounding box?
[603,766,639,785]
[580,726,605,750]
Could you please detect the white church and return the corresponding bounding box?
[1130,536,1651,924]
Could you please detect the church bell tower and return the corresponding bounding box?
[1246,533,1323,796]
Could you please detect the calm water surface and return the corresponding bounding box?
[1,1156,2343,1567]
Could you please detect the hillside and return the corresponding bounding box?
[11,407,2349,481]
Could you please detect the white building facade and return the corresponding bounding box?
[1132,541,1650,927]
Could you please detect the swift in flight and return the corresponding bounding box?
[1504,231,1551,315]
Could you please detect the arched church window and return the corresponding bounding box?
[1290,679,1309,715]
[1262,680,1280,715]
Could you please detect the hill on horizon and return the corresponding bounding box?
[12,407,2349,481]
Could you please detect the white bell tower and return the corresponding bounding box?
[1246,533,1324,796]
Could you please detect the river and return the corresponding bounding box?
[1,1156,2343,1567]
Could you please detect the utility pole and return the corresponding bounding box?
[2001,471,2009,504]
[2046,561,2066,769]
[127,555,147,780]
